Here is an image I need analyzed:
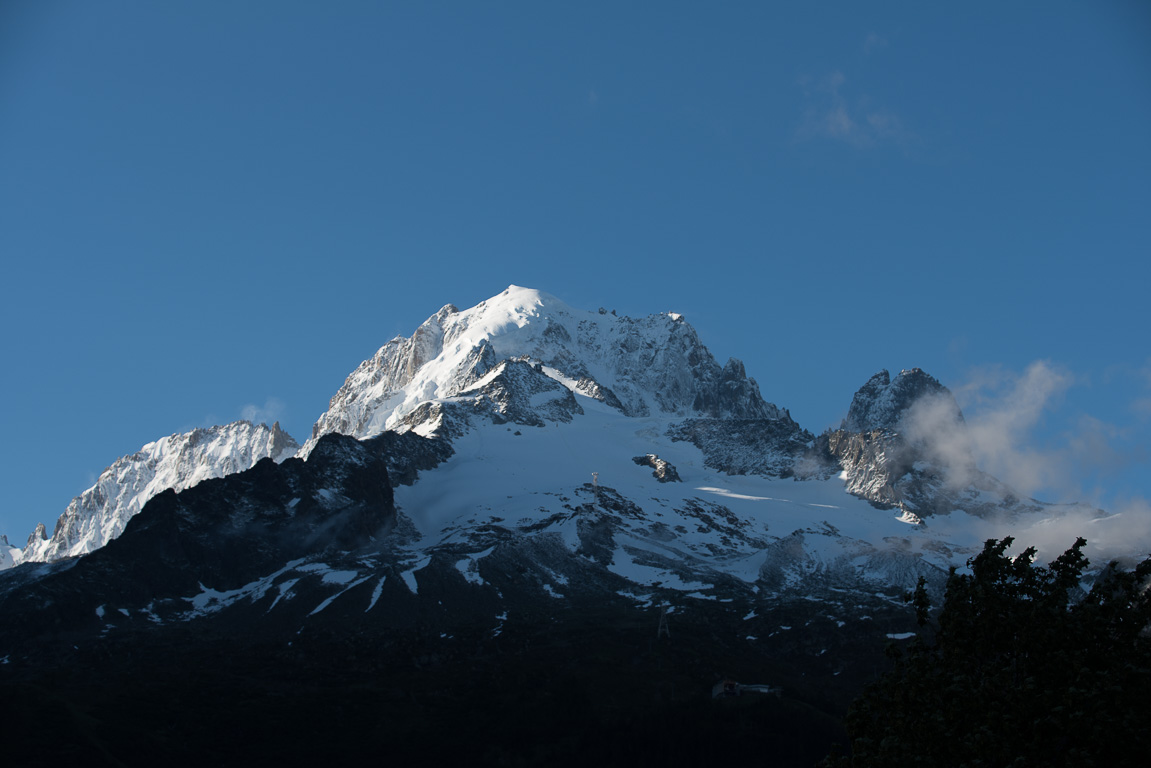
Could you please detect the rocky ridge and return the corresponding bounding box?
[16,420,299,565]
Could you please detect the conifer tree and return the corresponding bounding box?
[823,537,1151,767]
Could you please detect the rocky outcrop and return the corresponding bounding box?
[822,369,1067,519]
[667,417,813,478]
[573,377,626,413]
[25,523,47,551]
[362,429,455,487]
[821,424,1053,519]
[632,454,681,482]
[843,368,961,433]
[693,357,784,421]
[462,359,583,427]
[390,358,588,441]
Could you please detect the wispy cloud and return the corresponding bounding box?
[968,496,1151,563]
[900,361,1151,558]
[796,70,911,148]
[899,361,1072,495]
[240,397,285,426]
[863,32,888,55]
[958,361,1073,497]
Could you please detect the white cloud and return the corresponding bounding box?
[901,362,1073,497]
[898,361,1151,558]
[240,397,285,426]
[966,497,1151,563]
[960,361,1073,496]
[796,71,911,148]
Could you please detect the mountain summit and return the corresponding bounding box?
[302,285,784,455]
[842,368,962,433]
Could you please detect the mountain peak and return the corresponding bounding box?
[843,368,961,433]
[302,287,786,454]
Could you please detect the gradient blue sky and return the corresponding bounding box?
[2,2,1150,545]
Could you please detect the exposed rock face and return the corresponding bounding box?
[25,524,47,551]
[822,369,1083,519]
[667,417,813,478]
[573,377,626,413]
[821,425,1052,518]
[461,359,583,427]
[694,357,781,421]
[823,429,906,507]
[367,430,455,487]
[632,454,681,482]
[843,369,962,433]
[19,421,300,563]
[392,359,585,438]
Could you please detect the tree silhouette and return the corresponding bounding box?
[823,537,1151,767]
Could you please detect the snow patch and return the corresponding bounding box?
[366,576,387,612]
[400,554,433,594]
[309,575,374,616]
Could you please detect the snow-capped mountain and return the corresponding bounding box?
[0,285,1122,765]
[15,420,299,565]
[4,286,1106,590]
[280,287,1087,606]
[301,286,787,457]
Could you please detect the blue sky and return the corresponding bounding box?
[2,2,1149,544]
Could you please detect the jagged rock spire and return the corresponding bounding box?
[843,368,962,433]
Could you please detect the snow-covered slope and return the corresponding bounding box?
[301,285,787,457]
[387,393,963,598]
[18,420,299,564]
